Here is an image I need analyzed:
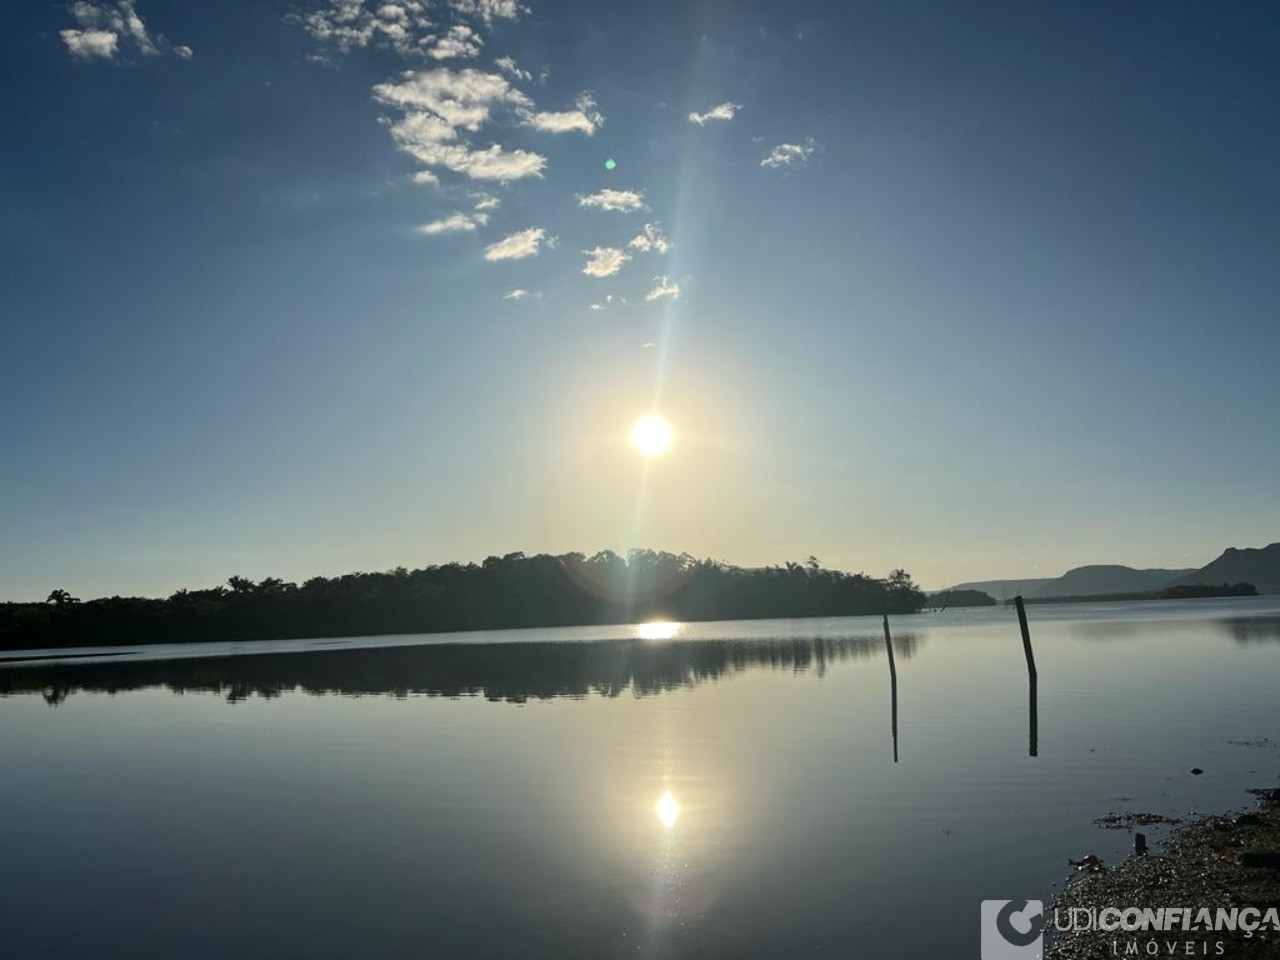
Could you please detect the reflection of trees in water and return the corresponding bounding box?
[1064,614,1280,646]
[2,634,921,706]
[1218,617,1280,645]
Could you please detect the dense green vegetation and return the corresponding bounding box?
[0,551,926,651]
[1159,582,1258,599]
[929,589,996,608]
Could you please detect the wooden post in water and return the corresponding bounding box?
[1014,596,1038,757]
[883,613,899,763]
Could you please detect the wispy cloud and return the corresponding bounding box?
[645,277,680,301]
[504,288,537,300]
[61,1,186,61]
[452,0,526,27]
[426,24,482,60]
[688,102,741,125]
[374,67,547,182]
[418,211,489,234]
[582,247,631,278]
[589,293,626,311]
[628,222,671,255]
[294,0,435,57]
[374,68,531,129]
[494,55,531,83]
[761,138,816,169]
[523,92,603,135]
[485,227,551,261]
[472,193,500,211]
[576,188,646,213]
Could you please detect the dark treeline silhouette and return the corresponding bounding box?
[927,589,996,609]
[0,632,921,706]
[1159,582,1258,599]
[0,550,926,651]
[1019,581,1259,606]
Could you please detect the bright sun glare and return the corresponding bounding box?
[656,790,680,829]
[637,621,680,641]
[630,415,672,456]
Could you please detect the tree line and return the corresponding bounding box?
[0,550,927,651]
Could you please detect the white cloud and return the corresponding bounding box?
[645,277,680,301]
[688,101,740,125]
[295,0,434,57]
[494,55,531,83]
[576,188,646,213]
[374,67,531,128]
[418,211,489,234]
[412,170,440,186]
[426,24,482,60]
[472,193,500,211]
[761,139,816,169]
[61,1,185,61]
[503,288,535,300]
[523,92,603,135]
[452,0,525,26]
[628,222,670,255]
[374,67,547,182]
[61,28,118,59]
[484,227,550,260]
[416,142,545,180]
[582,247,631,278]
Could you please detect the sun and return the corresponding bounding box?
[630,415,672,456]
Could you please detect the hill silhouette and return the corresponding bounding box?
[1031,565,1194,598]
[1176,543,1280,595]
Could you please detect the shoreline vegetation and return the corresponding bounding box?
[0,551,926,652]
[1019,582,1259,606]
[927,582,1260,610]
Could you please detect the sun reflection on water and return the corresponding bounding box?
[655,790,680,830]
[637,621,680,641]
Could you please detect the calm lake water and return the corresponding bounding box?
[3,597,1279,957]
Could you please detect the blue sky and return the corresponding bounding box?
[2,0,1279,600]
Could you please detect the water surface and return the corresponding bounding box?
[2,597,1279,957]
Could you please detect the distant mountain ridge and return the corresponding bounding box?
[942,567,1190,600]
[940,541,1280,599]
[1031,565,1194,599]
[941,577,1053,601]
[1175,543,1280,595]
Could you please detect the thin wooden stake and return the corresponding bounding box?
[883,613,899,763]
[1014,596,1038,758]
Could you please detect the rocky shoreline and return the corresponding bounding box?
[1046,788,1280,958]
